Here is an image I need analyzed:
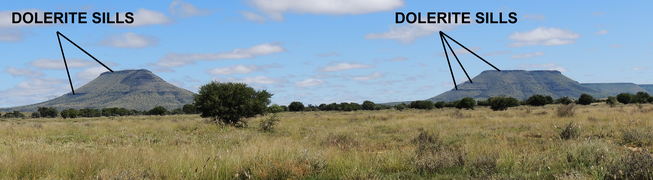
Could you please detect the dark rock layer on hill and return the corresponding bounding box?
[0,69,196,112]
[427,70,609,102]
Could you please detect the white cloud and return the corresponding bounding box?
[76,66,110,80]
[511,52,545,59]
[154,43,287,67]
[213,75,288,85]
[516,63,567,72]
[153,67,175,73]
[99,32,158,48]
[507,27,580,47]
[632,67,646,71]
[0,77,68,106]
[522,14,546,21]
[169,1,212,17]
[295,78,327,87]
[316,52,340,57]
[248,0,404,21]
[119,8,172,27]
[5,67,43,77]
[241,11,266,23]
[30,58,96,69]
[593,30,609,35]
[0,29,25,42]
[365,22,460,44]
[205,64,281,75]
[318,62,375,72]
[436,46,481,56]
[352,72,383,81]
[483,50,511,56]
[389,56,408,61]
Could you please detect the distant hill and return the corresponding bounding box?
[0,69,195,112]
[427,70,609,102]
[638,85,653,94]
[581,83,649,96]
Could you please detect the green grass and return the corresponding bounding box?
[0,103,652,179]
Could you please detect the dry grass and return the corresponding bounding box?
[0,104,652,179]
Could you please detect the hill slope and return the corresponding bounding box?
[581,83,649,96]
[0,69,195,112]
[637,85,653,94]
[427,70,609,102]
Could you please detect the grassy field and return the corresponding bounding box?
[1,104,652,179]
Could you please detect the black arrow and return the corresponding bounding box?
[439,31,500,90]
[57,31,113,95]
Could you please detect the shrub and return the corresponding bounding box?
[606,151,653,180]
[412,128,465,173]
[410,100,434,110]
[394,103,407,111]
[148,106,168,116]
[30,112,40,118]
[526,94,548,106]
[259,113,280,132]
[559,122,579,140]
[434,101,446,109]
[620,129,652,147]
[455,97,475,110]
[545,95,554,104]
[267,104,285,114]
[38,107,58,118]
[606,96,618,107]
[555,96,573,105]
[194,81,272,127]
[577,93,594,105]
[557,104,575,117]
[632,92,650,104]
[288,101,304,112]
[361,100,376,110]
[488,96,520,111]
[617,93,631,104]
[182,104,198,114]
[170,108,183,115]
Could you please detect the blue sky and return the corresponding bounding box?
[1,1,651,107]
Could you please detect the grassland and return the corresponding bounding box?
[1,104,652,179]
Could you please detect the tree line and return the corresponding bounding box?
[0,104,201,119]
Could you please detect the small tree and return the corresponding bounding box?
[434,101,446,109]
[31,112,40,118]
[148,106,168,116]
[577,94,594,105]
[555,97,573,105]
[267,104,285,114]
[526,94,548,106]
[394,103,407,111]
[489,96,520,111]
[194,81,272,127]
[617,93,631,104]
[410,100,435,110]
[606,96,618,107]
[182,104,198,114]
[288,101,305,112]
[362,100,376,110]
[456,97,476,110]
[632,92,650,104]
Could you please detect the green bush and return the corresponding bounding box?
[194,81,272,127]
[606,96,617,107]
[632,92,650,104]
[555,96,573,105]
[410,100,434,110]
[488,96,520,111]
[38,107,58,118]
[394,103,407,111]
[434,101,445,109]
[267,104,285,114]
[361,100,376,110]
[617,93,631,104]
[526,94,548,106]
[182,104,198,114]
[559,122,579,140]
[148,106,168,116]
[455,97,475,110]
[577,93,594,105]
[288,101,304,112]
[259,113,280,132]
[30,112,40,118]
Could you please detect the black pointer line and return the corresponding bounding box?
[57,33,75,95]
[442,34,472,84]
[439,32,457,90]
[440,31,500,71]
[57,31,113,72]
